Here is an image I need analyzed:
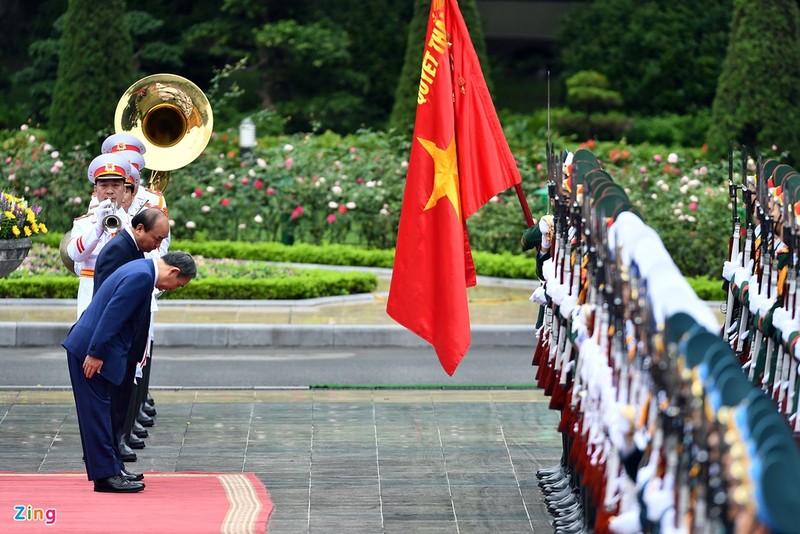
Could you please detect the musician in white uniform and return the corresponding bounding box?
[67,153,132,318]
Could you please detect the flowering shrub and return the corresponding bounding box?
[0,121,741,277]
[0,191,47,239]
[0,126,92,232]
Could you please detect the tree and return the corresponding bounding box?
[557,0,732,116]
[389,0,493,135]
[707,0,800,160]
[0,0,66,127]
[559,70,628,140]
[48,0,135,151]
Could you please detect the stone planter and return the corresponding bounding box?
[0,237,32,278]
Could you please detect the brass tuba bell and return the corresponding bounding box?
[114,73,213,191]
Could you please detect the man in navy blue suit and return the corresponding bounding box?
[94,208,170,465]
[63,251,196,492]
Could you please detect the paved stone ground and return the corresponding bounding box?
[0,388,562,533]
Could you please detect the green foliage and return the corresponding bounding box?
[707,0,800,162]
[558,0,732,116]
[169,271,377,300]
[48,0,135,151]
[126,11,184,75]
[473,252,535,279]
[0,270,378,300]
[554,111,632,142]
[11,36,61,125]
[626,111,712,147]
[565,71,623,113]
[174,241,397,269]
[688,275,726,302]
[0,277,79,298]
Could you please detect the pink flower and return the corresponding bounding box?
[349,147,357,153]
[224,182,232,190]
[290,205,304,219]
[688,201,698,211]
[194,188,203,197]
[653,154,663,162]
[536,163,543,171]
[326,214,336,224]
[337,205,347,214]
[266,187,276,196]
[4,156,11,164]
[356,177,364,184]
[240,177,250,185]
[285,157,293,170]
[220,198,230,207]
[254,179,264,190]
[639,166,647,174]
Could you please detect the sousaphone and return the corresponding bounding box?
[60,74,213,273]
[115,73,214,192]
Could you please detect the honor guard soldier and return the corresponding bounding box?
[67,153,132,318]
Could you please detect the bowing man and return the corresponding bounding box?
[62,251,196,493]
[93,208,170,464]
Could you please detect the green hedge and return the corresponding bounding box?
[0,270,378,300]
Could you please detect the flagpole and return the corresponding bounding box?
[515,184,535,226]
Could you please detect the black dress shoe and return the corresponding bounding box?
[121,468,144,482]
[137,410,155,427]
[536,464,563,479]
[94,475,145,493]
[128,432,146,450]
[132,420,149,438]
[142,403,157,417]
[146,391,155,405]
[118,440,137,462]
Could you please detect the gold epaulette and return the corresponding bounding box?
[74,212,93,221]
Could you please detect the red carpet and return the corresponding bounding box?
[0,472,273,533]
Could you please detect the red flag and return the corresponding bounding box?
[386,0,522,375]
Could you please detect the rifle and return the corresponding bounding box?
[735,146,753,358]
[772,199,797,413]
[724,141,741,338]
[748,155,770,382]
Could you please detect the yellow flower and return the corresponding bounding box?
[39,223,48,234]
[23,226,32,237]
[12,226,20,237]
[30,222,39,234]
[3,211,13,219]
[26,208,35,223]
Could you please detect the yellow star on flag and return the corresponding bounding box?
[417,136,461,221]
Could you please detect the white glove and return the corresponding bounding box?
[94,199,116,235]
[722,253,741,281]
[772,307,792,338]
[644,473,675,523]
[548,283,567,306]
[609,509,642,534]
[530,286,547,305]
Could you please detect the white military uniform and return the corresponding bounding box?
[69,152,133,318]
[67,209,131,318]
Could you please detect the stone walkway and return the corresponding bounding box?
[0,388,561,533]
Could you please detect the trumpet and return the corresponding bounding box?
[102,204,121,231]
[103,204,122,232]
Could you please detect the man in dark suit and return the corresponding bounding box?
[94,208,170,464]
[63,251,196,492]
